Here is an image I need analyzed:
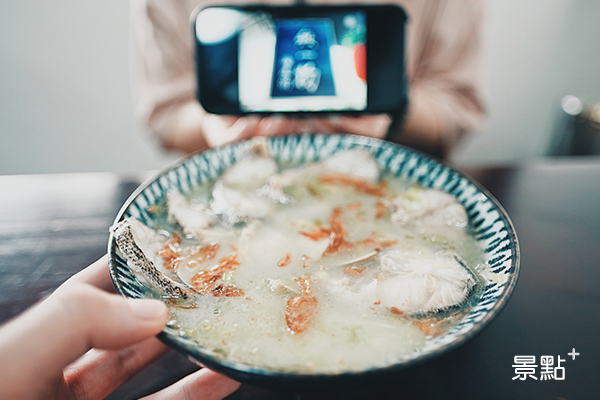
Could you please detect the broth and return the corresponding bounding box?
[115,148,490,373]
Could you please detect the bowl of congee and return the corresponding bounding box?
[108,134,519,391]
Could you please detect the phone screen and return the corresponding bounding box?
[195,7,369,113]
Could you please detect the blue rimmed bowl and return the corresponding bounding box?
[108,134,519,391]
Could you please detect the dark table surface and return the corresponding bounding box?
[1,158,599,399]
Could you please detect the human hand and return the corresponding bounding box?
[302,114,393,139]
[201,114,262,148]
[201,114,312,146]
[0,256,240,400]
[169,98,394,154]
[251,114,393,140]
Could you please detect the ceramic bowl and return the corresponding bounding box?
[108,134,519,391]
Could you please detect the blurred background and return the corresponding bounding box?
[1,0,599,175]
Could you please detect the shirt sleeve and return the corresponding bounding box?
[129,0,203,143]
[408,0,486,152]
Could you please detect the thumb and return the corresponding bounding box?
[50,283,168,357]
[0,283,168,387]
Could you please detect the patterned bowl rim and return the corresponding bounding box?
[108,133,520,381]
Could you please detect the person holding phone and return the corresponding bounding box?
[131,0,485,159]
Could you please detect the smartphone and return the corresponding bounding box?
[193,4,407,115]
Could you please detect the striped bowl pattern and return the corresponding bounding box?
[108,134,519,388]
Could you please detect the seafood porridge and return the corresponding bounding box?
[112,143,495,373]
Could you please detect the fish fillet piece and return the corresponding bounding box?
[262,149,380,203]
[321,149,380,182]
[222,156,278,190]
[390,188,468,229]
[111,218,192,299]
[237,223,329,272]
[377,251,475,315]
[209,150,278,224]
[211,181,273,224]
[167,190,217,237]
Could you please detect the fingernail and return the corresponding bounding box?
[129,299,166,320]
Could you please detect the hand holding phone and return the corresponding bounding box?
[194,113,393,154]
[193,4,408,116]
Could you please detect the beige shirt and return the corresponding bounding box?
[131,0,485,152]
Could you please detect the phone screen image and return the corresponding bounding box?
[195,8,368,113]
